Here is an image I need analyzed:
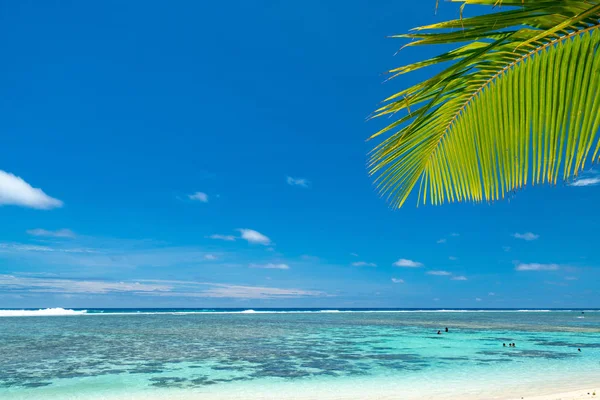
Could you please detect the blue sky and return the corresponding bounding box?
[0,1,599,308]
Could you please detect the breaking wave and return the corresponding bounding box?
[0,308,88,317]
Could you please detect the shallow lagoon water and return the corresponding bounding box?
[1,309,599,399]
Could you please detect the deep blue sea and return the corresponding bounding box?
[1,308,599,400]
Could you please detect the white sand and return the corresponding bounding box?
[506,388,598,400]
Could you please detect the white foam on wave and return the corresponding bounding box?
[0,308,87,317]
[2,308,588,316]
[97,309,573,315]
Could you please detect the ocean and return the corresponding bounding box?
[1,308,599,400]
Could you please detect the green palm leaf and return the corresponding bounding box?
[369,0,600,207]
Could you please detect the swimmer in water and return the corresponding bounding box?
[445,327,449,333]
[437,330,441,335]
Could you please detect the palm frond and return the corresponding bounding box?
[369,0,600,207]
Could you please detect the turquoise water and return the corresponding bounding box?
[1,309,599,399]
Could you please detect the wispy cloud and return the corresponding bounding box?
[475,297,482,302]
[513,232,539,241]
[451,275,468,281]
[26,228,76,238]
[0,170,62,210]
[0,275,325,299]
[393,259,423,268]
[350,252,359,257]
[0,241,218,269]
[204,254,217,260]
[488,292,495,296]
[0,243,96,254]
[188,192,208,202]
[565,276,578,281]
[391,278,404,284]
[0,274,171,294]
[427,270,452,276]
[570,177,600,187]
[208,234,236,241]
[570,171,600,187]
[352,261,377,267]
[436,239,447,244]
[238,229,271,245]
[198,283,323,299]
[250,263,290,270]
[502,246,511,252]
[515,263,560,271]
[286,176,310,188]
[448,256,458,261]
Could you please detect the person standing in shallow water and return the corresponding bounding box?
[437,330,441,335]
[445,327,449,332]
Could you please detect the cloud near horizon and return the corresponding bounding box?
[391,278,404,284]
[26,228,76,238]
[0,275,324,299]
[393,259,423,268]
[0,170,63,210]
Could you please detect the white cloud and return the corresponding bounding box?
[0,274,171,294]
[0,275,325,299]
[0,243,95,253]
[450,233,460,237]
[475,297,482,302]
[565,276,578,281]
[515,263,560,271]
[204,254,217,260]
[286,176,310,188]
[26,228,76,238]
[0,170,62,210]
[451,275,468,281]
[250,263,290,270]
[488,292,495,296]
[448,256,458,261]
[208,234,236,241]
[393,259,423,268]
[513,232,539,241]
[350,253,359,257]
[570,177,600,187]
[436,239,447,244]
[238,229,271,245]
[427,270,452,276]
[352,261,377,267]
[198,284,323,299]
[188,192,208,202]
[391,278,404,284]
